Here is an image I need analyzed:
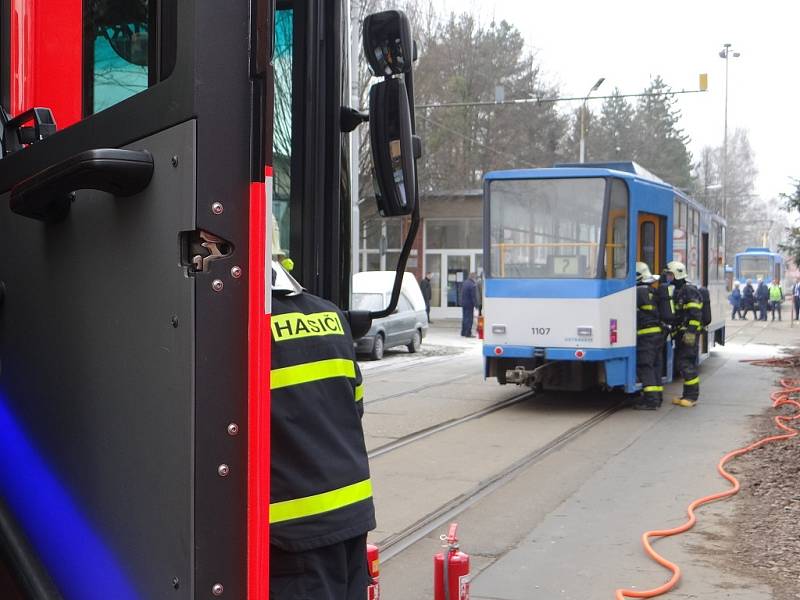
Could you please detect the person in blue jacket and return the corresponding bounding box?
[460,272,479,337]
[741,279,755,319]
[755,277,770,321]
[729,280,743,320]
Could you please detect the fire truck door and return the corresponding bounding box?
[0,1,256,599]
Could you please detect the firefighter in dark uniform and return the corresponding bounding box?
[270,262,375,599]
[665,260,704,408]
[634,262,663,410]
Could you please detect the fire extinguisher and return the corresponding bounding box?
[477,314,484,340]
[367,543,380,600]
[433,523,470,600]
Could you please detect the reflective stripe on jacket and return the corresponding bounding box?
[675,282,703,334]
[636,284,661,333]
[270,291,375,551]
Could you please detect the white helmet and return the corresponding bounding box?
[666,261,688,281]
[635,262,656,284]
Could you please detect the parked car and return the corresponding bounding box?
[352,271,428,360]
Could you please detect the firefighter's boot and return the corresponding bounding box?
[672,397,697,408]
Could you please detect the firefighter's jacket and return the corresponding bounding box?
[655,283,677,326]
[270,290,375,551]
[636,284,661,335]
[674,282,704,335]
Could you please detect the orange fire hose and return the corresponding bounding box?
[614,359,800,599]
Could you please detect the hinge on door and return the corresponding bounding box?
[182,230,233,273]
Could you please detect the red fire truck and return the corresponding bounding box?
[0,1,419,598]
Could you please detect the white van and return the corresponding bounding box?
[351,271,429,360]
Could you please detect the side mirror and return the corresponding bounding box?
[369,78,416,217]
[363,10,413,76]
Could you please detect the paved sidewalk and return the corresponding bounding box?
[469,321,795,599]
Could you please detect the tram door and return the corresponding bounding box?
[637,213,666,275]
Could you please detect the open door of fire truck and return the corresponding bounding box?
[0,1,419,599]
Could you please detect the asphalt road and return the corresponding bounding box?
[361,319,798,599]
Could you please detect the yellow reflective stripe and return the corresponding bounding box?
[685,377,700,386]
[637,326,662,335]
[684,302,703,310]
[272,311,345,342]
[270,479,373,524]
[643,385,663,392]
[688,319,702,327]
[354,384,364,402]
[640,304,655,311]
[271,358,355,390]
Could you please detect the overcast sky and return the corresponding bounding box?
[436,0,799,200]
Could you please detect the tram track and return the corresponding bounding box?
[367,391,532,459]
[364,372,478,406]
[374,400,624,563]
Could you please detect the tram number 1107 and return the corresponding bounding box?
[531,327,551,335]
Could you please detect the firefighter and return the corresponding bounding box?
[270,261,375,599]
[634,262,663,410]
[665,260,704,408]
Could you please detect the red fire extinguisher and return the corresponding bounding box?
[477,314,484,340]
[367,544,380,600]
[434,523,470,600]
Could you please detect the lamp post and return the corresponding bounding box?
[579,77,605,163]
[719,44,740,221]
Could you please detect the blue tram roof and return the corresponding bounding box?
[485,161,667,187]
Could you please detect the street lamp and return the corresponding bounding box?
[579,77,605,163]
[719,43,741,221]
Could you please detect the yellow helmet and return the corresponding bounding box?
[666,261,687,281]
[635,262,656,284]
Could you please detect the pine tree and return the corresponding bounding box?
[632,76,693,188]
[595,88,636,161]
[779,179,800,266]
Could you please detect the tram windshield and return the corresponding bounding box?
[488,177,626,279]
[738,256,772,281]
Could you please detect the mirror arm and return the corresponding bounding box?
[340,107,369,133]
[368,201,419,320]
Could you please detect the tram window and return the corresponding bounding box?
[83,1,174,115]
[674,199,682,227]
[273,8,294,256]
[607,178,628,278]
[640,221,656,271]
[488,177,606,279]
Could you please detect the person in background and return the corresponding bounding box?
[769,278,784,321]
[793,276,800,320]
[741,279,756,320]
[419,272,433,324]
[460,272,479,337]
[729,280,743,320]
[755,277,770,321]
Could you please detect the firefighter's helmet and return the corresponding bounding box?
[666,261,688,281]
[635,262,657,284]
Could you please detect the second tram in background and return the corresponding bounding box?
[482,162,726,393]
[733,247,784,286]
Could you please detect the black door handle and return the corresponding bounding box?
[10,148,154,223]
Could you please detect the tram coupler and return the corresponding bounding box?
[434,523,470,600]
[505,362,552,388]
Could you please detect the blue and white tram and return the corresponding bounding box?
[733,247,784,285]
[482,162,726,393]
